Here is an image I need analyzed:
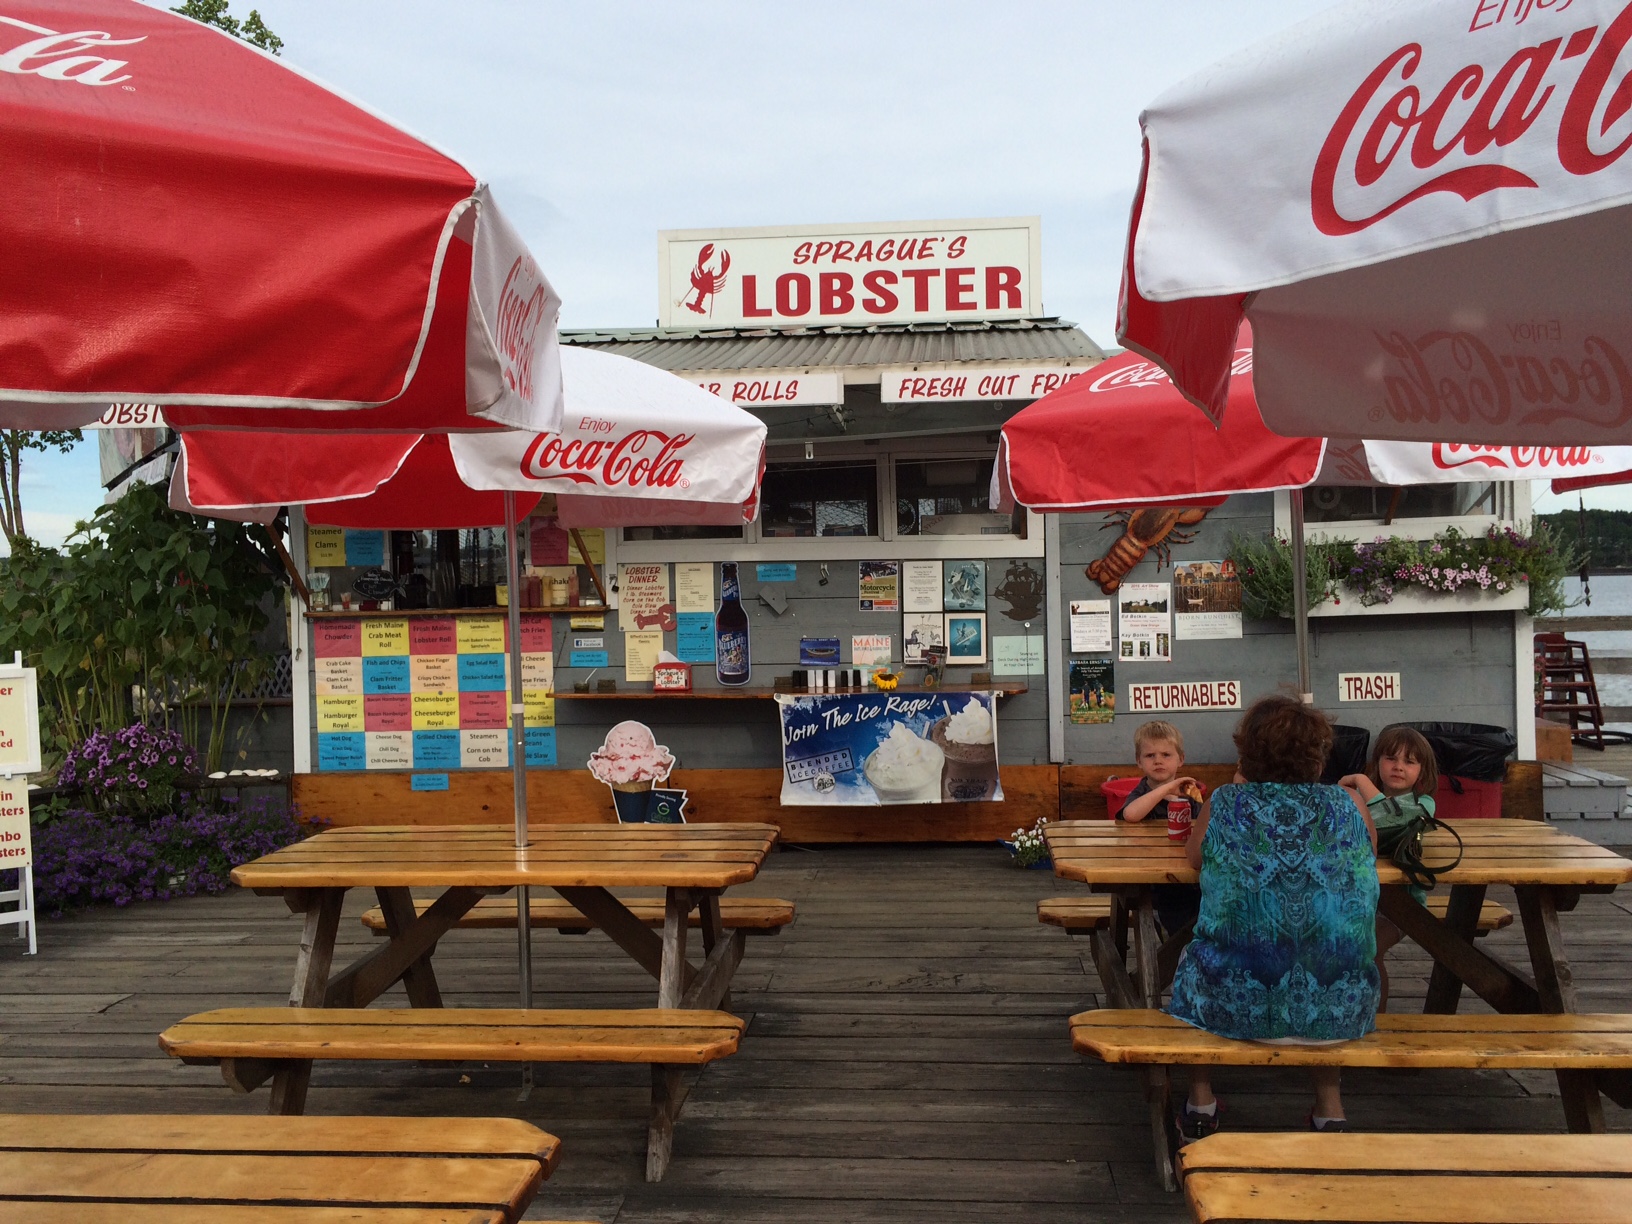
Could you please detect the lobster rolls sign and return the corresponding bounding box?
[450,347,767,525]
[659,218,1042,329]
[777,691,1004,807]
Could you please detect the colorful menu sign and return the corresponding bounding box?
[314,615,556,771]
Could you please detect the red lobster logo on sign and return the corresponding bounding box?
[681,244,731,316]
[519,430,696,489]
[497,256,549,402]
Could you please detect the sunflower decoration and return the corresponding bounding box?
[872,669,899,692]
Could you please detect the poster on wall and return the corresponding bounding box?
[903,613,944,663]
[943,560,986,611]
[852,634,893,668]
[944,611,987,665]
[902,560,943,612]
[776,690,1003,806]
[674,562,714,613]
[858,561,900,612]
[1069,599,1112,652]
[314,614,557,771]
[1173,561,1243,641]
[1118,582,1171,663]
[992,635,1044,675]
[1069,658,1116,724]
[618,564,674,631]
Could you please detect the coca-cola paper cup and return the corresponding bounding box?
[1166,798,1193,842]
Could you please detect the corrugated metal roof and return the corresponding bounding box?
[558,317,1104,372]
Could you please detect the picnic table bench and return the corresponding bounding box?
[361,893,795,936]
[1179,1131,1632,1223]
[1038,894,1513,935]
[0,1112,577,1223]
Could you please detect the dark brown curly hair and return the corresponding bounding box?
[1233,694,1334,784]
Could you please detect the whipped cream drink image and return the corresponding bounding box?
[864,722,945,804]
[931,697,1000,801]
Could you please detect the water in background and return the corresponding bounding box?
[1558,576,1632,710]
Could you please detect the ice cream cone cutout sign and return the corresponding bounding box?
[589,721,677,823]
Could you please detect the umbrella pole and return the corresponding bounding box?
[1289,488,1314,704]
[504,493,534,1099]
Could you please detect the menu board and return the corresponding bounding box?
[314,614,556,771]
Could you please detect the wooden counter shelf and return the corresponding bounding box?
[555,683,1029,700]
[304,605,609,618]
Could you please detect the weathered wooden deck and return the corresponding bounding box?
[2,843,1629,1221]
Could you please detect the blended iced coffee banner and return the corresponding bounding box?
[775,691,1003,806]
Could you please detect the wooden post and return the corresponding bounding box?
[1516,884,1606,1133]
[269,887,343,1115]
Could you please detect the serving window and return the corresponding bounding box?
[616,434,1040,561]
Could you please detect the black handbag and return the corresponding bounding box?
[1372,796,1463,889]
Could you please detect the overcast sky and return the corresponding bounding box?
[21,0,1617,546]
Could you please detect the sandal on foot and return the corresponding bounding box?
[1307,1113,1350,1133]
[1177,1100,1223,1143]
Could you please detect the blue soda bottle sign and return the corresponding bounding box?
[716,562,751,685]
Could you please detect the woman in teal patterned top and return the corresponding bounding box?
[1168,695,1379,1138]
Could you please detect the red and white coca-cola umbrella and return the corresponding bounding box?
[173,348,766,526]
[991,340,1325,511]
[1120,0,1632,446]
[1,0,561,433]
[993,334,1632,696]
[171,347,764,1014]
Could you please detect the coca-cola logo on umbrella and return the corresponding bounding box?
[0,15,143,85]
[1371,328,1632,431]
[1087,349,1252,394]
[520,427,697,490]
[1313,4,1632,235]
[1430,442,1596,469]
[496,255,549,403]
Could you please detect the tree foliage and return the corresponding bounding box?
[171,0,284,55]
[0,429,81,550]
[1538,508,1632,572]
[0,484,285,772]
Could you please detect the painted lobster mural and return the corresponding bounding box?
[682,243,731,316]
[1086,506,1212,593]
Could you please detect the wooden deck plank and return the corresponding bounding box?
[6,844,1632,1221]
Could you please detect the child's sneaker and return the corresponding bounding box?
[1307,1113,1350,1133]
[1176,1100,1222,1143]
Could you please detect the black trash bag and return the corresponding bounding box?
[1385,721,1515,783]
[1320,725,1371,785]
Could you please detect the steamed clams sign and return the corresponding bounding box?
[776,691,1003,806]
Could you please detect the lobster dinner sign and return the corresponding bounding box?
[658,218,1041,329]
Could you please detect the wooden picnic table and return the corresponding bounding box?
[0,1113,564,1223]
[1044,818,1632,1130]
[230,822,779,1111]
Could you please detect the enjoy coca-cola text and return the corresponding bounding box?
[1372,328,1632,430]
[1312,3,1632,234]
[520,429,696,489]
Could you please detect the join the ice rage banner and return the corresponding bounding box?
[776,691,1003,806]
